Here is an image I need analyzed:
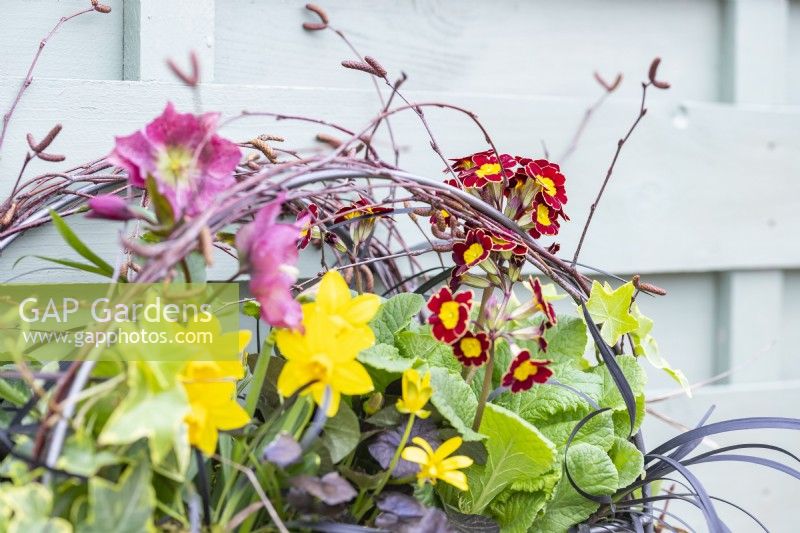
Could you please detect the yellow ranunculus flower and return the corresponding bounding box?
[395,368,432,419]
[303,269,381,353]
[276,272,377,416]
[180,330,251,455]
[401,436,473,491]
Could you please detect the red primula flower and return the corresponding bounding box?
[487,230,528,256]
[528,201,568,239]
[452,229,492,270]
[427,287,473,344]
[461,152,517,188]
[502,351,553,392]
[530,277,557,327]
[524,159,567,210]
[297,203,319,249]
[333,196,393,224]
[452,331,490,367]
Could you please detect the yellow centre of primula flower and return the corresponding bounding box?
[513,360,540,381]
[475,162,501,178]
[439,301,461,330]
[460,337,482,358]
[157,146,194,186]
[463,243,485,265]
[536,204,553,226]
[535,175,556,196]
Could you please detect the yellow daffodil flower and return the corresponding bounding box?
[180,330,251,455]
[303,270,381,353]
[401,436,474,491]
[276,310,374,417]
[395,368,432,419]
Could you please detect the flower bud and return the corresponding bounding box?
[87,194,136,221]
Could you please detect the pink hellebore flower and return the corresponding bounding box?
[87,194,136,221]
[237,198,304,330]
[109,103,241,220]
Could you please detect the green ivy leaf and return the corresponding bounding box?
[428,367,482,442]
[630,303,691,395]
[80,460,155,533]
[608,437,644,489]
[369,293,424,345]
[583,281,638,346]
[98,361,189,464]
[57,431,121,477]
[321,402,360,463]
[465,404,557,514]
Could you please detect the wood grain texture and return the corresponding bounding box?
[215,0,723,102]
[1,77,799,277]
[123,0,215,81]
[0,0,123,81]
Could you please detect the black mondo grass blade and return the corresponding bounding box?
[647,454,729,533]
[647,417,800,459]
[581,305,637,435]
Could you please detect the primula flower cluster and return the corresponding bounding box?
[439,149,569,290]
[427,286,490,367]
[334,195,393,245]
[275,270,379,416]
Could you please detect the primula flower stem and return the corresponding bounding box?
[369,414,415,506]
[472,341,495,431]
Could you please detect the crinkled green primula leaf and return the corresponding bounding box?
[395,330,460,373]
[358,343,414,373]
[488,489,550,533]
[428,367,483,442]
[465,403,557,514]
[369,293,425,345]
[321,401,361,463]
[583,281,638,346]
[81,460,156,533]
[537,408,616,454]
[630,303,691,395]
[591,355,647,411]
[98,360,189,464]
[567,442,619,496]
[608,436,644,489]
[542,315,589,363]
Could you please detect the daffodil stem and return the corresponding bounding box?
[472,339,495,432]
[368,414,415,511]
[245,334,274,417]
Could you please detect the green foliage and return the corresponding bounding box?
[608,437,644,489]
[542,315,588,363]
[429,367,483,441]
[321,402,360,463]
[369,293,425,345]
[464,404,557,514]
[80,460,156,532]
[583,281,638,346]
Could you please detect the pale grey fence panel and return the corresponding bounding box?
[1,1,799,530]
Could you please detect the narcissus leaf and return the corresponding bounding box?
[583,281,638,346]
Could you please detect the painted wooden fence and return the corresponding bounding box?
[1,0,799,529]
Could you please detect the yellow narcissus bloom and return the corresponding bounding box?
[276,271,377,416]
[395,368,432,419]
[401,436,474,491]
[304,269,381,353]
[180,330,251,455]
